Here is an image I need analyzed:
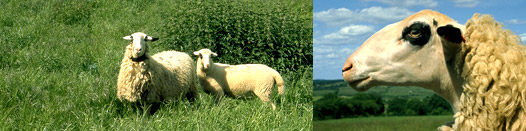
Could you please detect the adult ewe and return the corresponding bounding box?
[193,49,285,110]
[341,10,525,130]
[117,32,197,113]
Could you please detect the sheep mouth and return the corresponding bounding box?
[345,76,372,91]
[131,55,148,62]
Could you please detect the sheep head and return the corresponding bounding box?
[193,48,218,70]
[342,10,465,94]
[123,32,158,60]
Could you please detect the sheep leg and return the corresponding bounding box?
[255,90,276,110]
[185,90,198,103]
[213,91,225,104]
[148,102,160,115]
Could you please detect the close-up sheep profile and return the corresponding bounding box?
[193,48,286,110]
[342,10,525,130]
[117,32,198,113]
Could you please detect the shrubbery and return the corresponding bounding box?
[157,0,312,73]
[387,94,452,116]
[314,93,384,120]
[314,93,452,120]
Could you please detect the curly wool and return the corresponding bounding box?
[452,14,526,130]
[117,43,197,103]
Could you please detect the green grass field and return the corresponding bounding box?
[0,0,312,130]
[313,115,453,131]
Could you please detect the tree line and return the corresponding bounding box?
[314,93,452,120]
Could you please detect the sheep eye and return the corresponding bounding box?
[402,22,431,45]
[409,29,421,38]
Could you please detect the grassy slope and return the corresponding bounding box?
[0,1,312,130]
[313,115,453,131]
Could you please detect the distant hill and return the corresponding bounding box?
[313,79,436,100]
[313,79,347,90]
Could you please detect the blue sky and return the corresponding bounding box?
[313,0,526,80]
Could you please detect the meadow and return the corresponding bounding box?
[0,0,312,130]
[313,115,453,131]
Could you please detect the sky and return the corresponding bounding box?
[313,0,526,80]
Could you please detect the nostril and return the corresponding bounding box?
[342,63,353,72]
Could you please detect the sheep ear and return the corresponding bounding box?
[145,36,159,41]
[123,36,132,40]
[212,52,218,56]
[193,51,200,56]
[437,25,465,43]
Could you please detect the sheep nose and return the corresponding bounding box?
[342,58,353,73]
[136,48,142,52]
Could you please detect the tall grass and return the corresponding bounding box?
[0,0,312,130]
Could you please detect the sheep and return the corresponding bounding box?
[341,10,525,130]
[193,48,285,110]
[117,32,198,113]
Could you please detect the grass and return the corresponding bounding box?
[313,115,453,131]
[0,0,312,130]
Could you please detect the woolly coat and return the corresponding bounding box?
[196,57,285,100]
[117,43,197,103]
[450,14,526,131]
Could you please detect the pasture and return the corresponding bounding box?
[0,0,312,130]
[313,115,453,131]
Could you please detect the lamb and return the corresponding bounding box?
[193,48,285,110]
[341,10,525,130]
[117,32,198,112]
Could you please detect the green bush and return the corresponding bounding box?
[387,94,453,116]
[314,93,453,120]
[314,93,384,120]
[157,0,312,73]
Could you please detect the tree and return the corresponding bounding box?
[425,94,453,115]
[314,93,384,120]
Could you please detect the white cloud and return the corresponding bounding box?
[450,0,479,8]
[314,45,358,79]
[506,19,526,24]
[520,33,526,44]
[314,46,357,60]
[314,6,414,26]
[340,25,375,36]
[314,46,336,54]
[314,46,356,58]
[315,24,375,45]
[363,0,438,8]
[327,53,338,58]
[324,25,374,39]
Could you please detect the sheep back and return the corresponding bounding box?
[199,64,281,98]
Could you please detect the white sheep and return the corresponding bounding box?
[117,32,198,111]
[193,48,285,110]
[341,10,526,130]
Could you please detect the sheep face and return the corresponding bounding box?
[193,49,218,70]
[123,32,158,58]
[342,10,465,91]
